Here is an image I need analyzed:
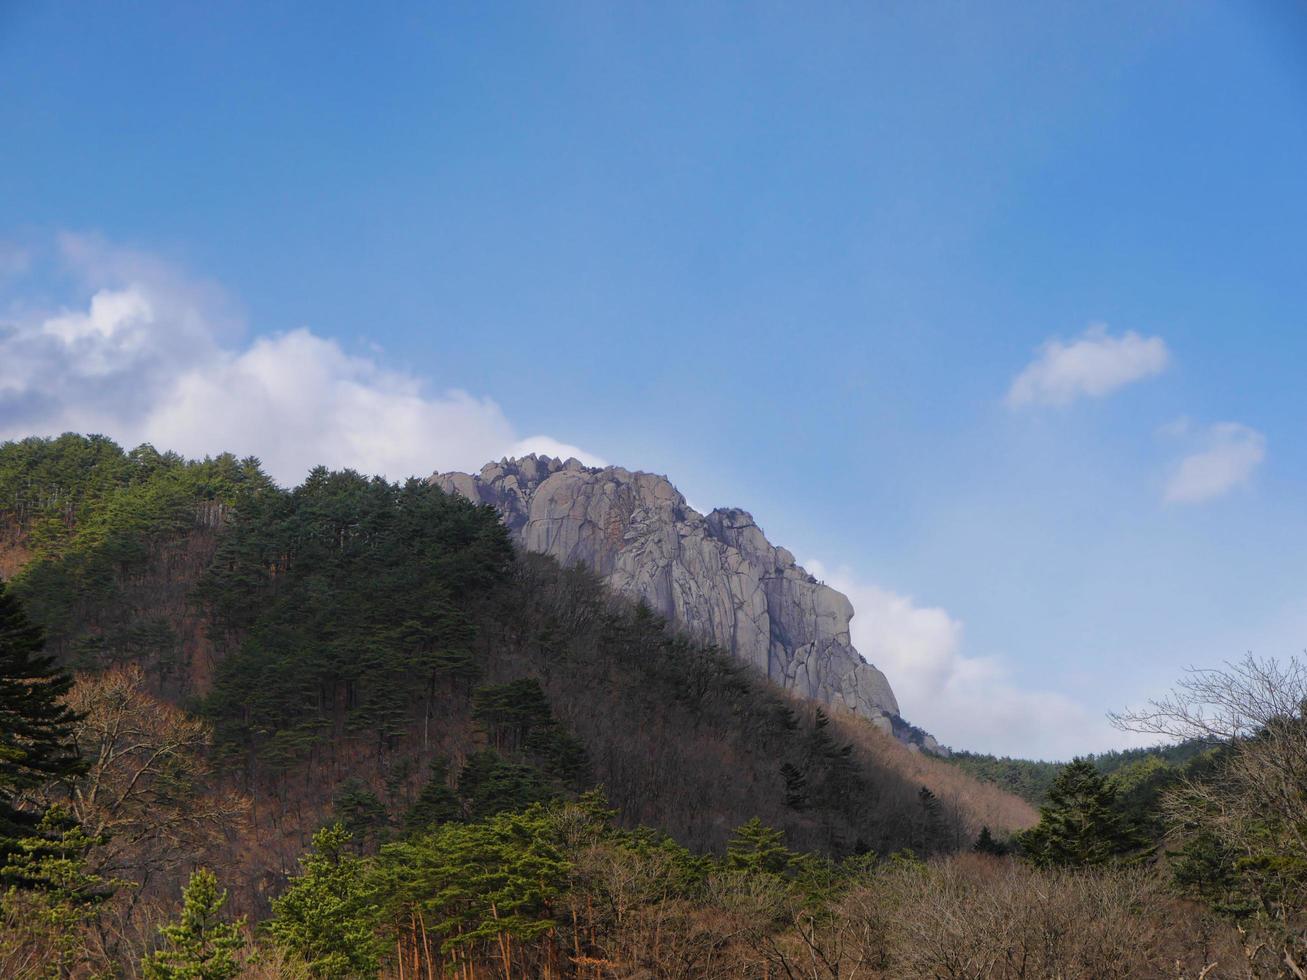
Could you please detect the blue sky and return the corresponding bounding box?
[2,2,1305,757]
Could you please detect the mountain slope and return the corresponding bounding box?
[433,455,920,742]
[1,435,1033,915]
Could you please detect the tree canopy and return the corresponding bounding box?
[0,580,84,859]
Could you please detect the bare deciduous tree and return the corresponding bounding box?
[1114,654,1307,979]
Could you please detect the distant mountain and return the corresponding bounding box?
[433,455,940,751]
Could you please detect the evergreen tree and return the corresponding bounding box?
[457,750,555,819]
[1170,830,1255,916]
[267,824,383,978]
[142,867,245,980]
[973,825,1009,856]
[524,721,592,788]
[0,808,108,975]
[1018,759,1134,868]
[376,807,568,978]
[472,679,554,751]
[726,817,793,876]
[915,786,951,854]
[333,780,389,850]
[780,762,809,811]
[804,708,860,812]
[0,580,84,867]
[403,759,463,833]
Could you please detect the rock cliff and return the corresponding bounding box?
[431,455,914,739]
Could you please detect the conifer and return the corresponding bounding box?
[0,580,84,861]
[1018,759,1134,867]
[726,817,793,876]
[142,867,244,980]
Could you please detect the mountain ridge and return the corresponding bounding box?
[432,454,939,751]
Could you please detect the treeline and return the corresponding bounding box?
[188,459,983,860]
[946,736,1219,806]
[8,435,1302,976]
[1,434,271,692]
[119,797,1252,980]
[4,668,1303,978]
[0,435,1031,976]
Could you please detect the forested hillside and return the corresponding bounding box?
[2,435,1302,977]
[945,740,1219,807]
[0,434,1052,977]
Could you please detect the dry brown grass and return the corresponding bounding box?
[829,705,1039,837]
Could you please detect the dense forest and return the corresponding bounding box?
[1,435,1304,977]
[945,739,1219,807]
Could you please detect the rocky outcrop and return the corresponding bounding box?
[431,455,911,737]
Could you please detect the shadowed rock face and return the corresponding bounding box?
[431,455,904,733]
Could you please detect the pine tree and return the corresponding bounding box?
[0,808,109,975]
[333,779,389,850]
[142,867,245,980]
[1018,759,1134,867]
[780,762,809,810]
[973,825,1008,856]
[403,759,462,833]
[726,817,793,876]
[267,824,383,977]
[457,750,555,819]
[377,807,568,980]
[472,679,554,751]
[0,580,85,866]
[915,786,951,854]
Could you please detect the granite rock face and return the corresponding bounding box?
[431,455,906,734]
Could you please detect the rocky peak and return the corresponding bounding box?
[431,455,916,740]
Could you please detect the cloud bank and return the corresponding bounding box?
[1164,421,1266,504]
[806,560,1136,758]
[1006,325,1170,408]
[0,236,599,485]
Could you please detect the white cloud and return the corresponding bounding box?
[807,560,1141,758]
[1155,415,1191,438]
[1006,324,1170,408]
[1164,422,1266,504]
[0,235,598,485]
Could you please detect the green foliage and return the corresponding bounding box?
[972,825,1009,856]
[332,781,389,849]
[200,470,511,769]
[0,807,105,900]
[0,582,85,868]
[944,750,1062,805]
[457,750,556,819]
[913,785,953,854]
[800,708,860,815]
[1165,724,1307,933]
[473,678,592,787]
[267,825,383,978]
[525,723,591,788]
[403,760,462,833]
[1018,759,1137,868]
[143,867,245,980]
[472,678,553,749]
[780,762,808,810]
[0,434,138,531]
[0,808,110,975]
[1170,830,1253,916]
[376,806,568,962]
[10,437,968,862]
[945,740,1217,807]
[726,817,794,877]
[2,435,271,658]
